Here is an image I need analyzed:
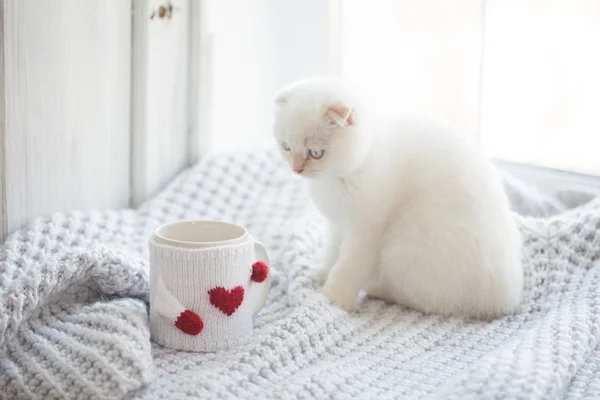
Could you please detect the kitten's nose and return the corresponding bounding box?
[294,168,304,174]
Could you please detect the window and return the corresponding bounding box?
[204,0,600,176]
[338,0,600,176]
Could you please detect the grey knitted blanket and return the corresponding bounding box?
[1,151,600,399]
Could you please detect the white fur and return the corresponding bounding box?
[273,77,524,319]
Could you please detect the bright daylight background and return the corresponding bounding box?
[204,0,600,176]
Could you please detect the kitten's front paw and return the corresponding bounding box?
[321,282,357,313]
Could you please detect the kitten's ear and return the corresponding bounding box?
[326,104,355,127]
[274,87,291,107]
[274,94,287,106]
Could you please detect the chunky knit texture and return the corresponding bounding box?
[1,150,599,399]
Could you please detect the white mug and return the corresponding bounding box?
[148,220,270,352]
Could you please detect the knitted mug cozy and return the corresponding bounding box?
[148,221,270,352]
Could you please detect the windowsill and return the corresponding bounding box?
[495,159,600,194]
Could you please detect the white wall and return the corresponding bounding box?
[204,0,332,151]
[340,0,484,136]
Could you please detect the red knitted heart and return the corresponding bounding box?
[208,286,245,316]
[251,261,269,283]
[174,310,204,335]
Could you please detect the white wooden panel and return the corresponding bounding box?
[480,0,600,175]
[2,0,131,237]
[340,0,484,136]
[132,0,190,205]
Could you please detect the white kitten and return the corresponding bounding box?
[273,76,523,319]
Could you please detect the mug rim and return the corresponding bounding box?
[153,220,248,246]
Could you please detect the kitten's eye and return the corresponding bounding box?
[309,149,325,159]
[281,141,290,151]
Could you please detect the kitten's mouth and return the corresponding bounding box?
[294,170,318,179]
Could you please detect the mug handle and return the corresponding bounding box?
[250,241,271,316]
